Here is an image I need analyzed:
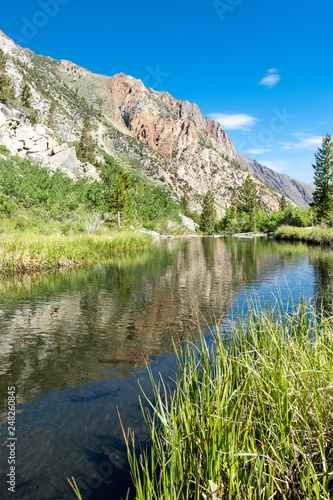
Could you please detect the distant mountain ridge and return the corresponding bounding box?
[0,30,313,213]
[238,156,315,209]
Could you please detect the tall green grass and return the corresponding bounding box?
[122,302,333,499]
[276,225,333,246]
[0,230,153,273]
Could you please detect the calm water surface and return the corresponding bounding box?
[0,237,332,499]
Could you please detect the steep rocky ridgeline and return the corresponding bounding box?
[238,155,315,209]
[0,29,310,215]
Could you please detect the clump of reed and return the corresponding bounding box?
[122,302,333,499]
[0,230,153,274]
[276,225,333,246]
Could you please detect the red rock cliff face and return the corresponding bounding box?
[105,73,237,162]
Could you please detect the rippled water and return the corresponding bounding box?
[0,237,332,499]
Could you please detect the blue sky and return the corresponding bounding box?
[2,0,333,183]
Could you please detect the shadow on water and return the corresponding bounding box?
[0,237,332,499]
[311,248,333,316]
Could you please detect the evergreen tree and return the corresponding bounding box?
[279,195,287,211]
[111,169,131,227]
[77,117,96,164]
[199,190,217,235]
[0,49,5,73]
[20,79,32,108]
[311,134,333,222]
[239,175,258,232]
[0,49,15,105]
[47,102,57,131]
[180,194,189,213]
[230,186,239,218]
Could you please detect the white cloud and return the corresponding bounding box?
[280,134,323,151]
[245,148,270,155]
[259,68,281,88]
[260,159,289,173]
[208,112,259,131]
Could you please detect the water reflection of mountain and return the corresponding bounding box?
[0,238,327,414]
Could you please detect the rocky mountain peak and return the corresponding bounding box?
[0,29,313,214]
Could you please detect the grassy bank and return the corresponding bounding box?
[122,303,333,499]
[0,230,153,273]
[276,225,333,246]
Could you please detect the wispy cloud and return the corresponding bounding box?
[208,112,259,131]
[259,68,281,89]
[260,159,289,173]
[245,148,270,155]
[280,133,323,151]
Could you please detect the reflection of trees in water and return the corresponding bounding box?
[201,238,217,271]
[312,252,333,316]
[225,237,260,285]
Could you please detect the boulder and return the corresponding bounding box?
[179,213,199,232]
[0,105,29,123]
[0,134,15,153]
[15,123,36,140]
[43,125,55,138]
[49,146,77,174]
[23,138,35,150]
[48,142,68,156]
[33,124,47,137]
[11,139,25,151]
[26,151,50,167]
[140,228,160,238]
[33,123,55,138]
[47,137,58,150]
[73,161,101,181]
[35,137,49,152]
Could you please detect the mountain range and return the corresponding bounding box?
[0,30,314,215]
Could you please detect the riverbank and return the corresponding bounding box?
[0,230,153,274]
[122,302,333,500]
[276,225,333,245]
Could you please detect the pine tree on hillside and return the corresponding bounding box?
[20,79,32,108]
[111,169,131,227]
[0,49,6,72]
[230,186,239,217]
[239,174,258,232]
[279,195,287,211]
[77,117,96,164]
[199,190,217,235]
[180,194,189,213]
[47,102,57,132]
[0,49,16,105]
[311,134,333,222]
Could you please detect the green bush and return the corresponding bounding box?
[0,145,11,157]
[132,184,180,229]
[0,194,17,217]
